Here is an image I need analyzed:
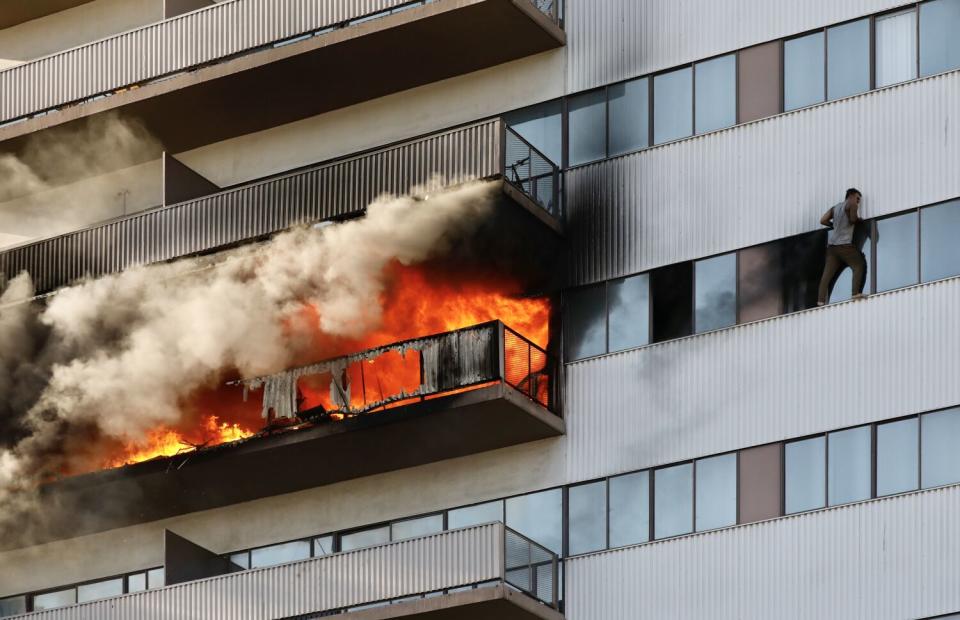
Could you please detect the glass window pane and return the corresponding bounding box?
[505,100,563,165]
[695,54,736,133]
[147,568,164,589]
[391,514,443,541]
[877,417,919,496]
[506,489,563,554]
[876,212,919,292]
[827,19,871,100]
[828,426,872,505]
[250,540,311,568]
[654,463,693,539]
[695,453,737,531]
[609,471,649,547]
[738,242,783,322]
[313,536,334,556]
[568,481,606,555]
[568,89,607,165]
[77,578,123,604]
[608,273,649,351]
[921,199,960,282]
[340,526,390,552]
[920,0,960,76]
[785,32,826,111]
[127,572,147,592]
[609,78,649,155]
[695,253,737,333]
[653,67,693,144]
[564,284,606,361]
[229,553,249,569]
[785,437,826,514]
[650,262,694,342]
[876,9,918,87]
[448,500,504,529]
[33,589,76,611]
[0,597,26,616]
[921,408,960,488]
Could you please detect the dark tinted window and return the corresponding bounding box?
[564,284,606,361]
[608,471,649,547]
[738,41,783,123]
[651,262,693,342]
[827,426,872,505]
[781,232,827,313]
[695,54,736,134]
[506,488,563,554]
[608,274,649,351]
[921,199,960,282]
[448,500,503,529]
[784,32,826,110]
[738,242,783,322]
[653,67,693,144]
[876,9,918,87]
[827,19,871,100]
[785,437,826,514]
[568,481,607,555]
[695,253,737,333]
[695,453,737,531]
[877,417,919,496]
[876,212,919,292]
[920,0,960,77]
[609,78,649,155]
[921,408,960,488]
[505,100,563,165]
[568,89,607,166]
[654,463,693,539]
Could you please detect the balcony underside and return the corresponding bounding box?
[334,585,564,620]
[33,383,564,546]
[0,0,95,29]
[0,0,565,155]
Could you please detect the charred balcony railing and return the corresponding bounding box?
[238,320,557,421]
[504,125,561,218]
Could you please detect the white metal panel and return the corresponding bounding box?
[565,485,960,620]
[566,0,906,92]
[567,70,960,286]
[10,523,504,620]
[564,277,960,483]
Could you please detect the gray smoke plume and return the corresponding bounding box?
[0,180,497,545]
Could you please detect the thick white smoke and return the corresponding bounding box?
[0,180,497,540]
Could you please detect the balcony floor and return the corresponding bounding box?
[331,584,564,620]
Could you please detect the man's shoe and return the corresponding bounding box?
[852,293,867,301]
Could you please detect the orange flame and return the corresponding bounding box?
[103,416,254,469]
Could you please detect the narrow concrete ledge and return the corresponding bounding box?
[338,584,565,620]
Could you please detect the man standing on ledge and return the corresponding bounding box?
[817,188,866,306]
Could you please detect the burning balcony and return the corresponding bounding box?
[5,523,562,620]
[0,0,565,151]
[42,322,563,536]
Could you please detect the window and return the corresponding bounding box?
[695,54,736,133]
[564,284,606,361]
[784,32,825,111]
[653,67,693,144]
[568,481,607,555]
[32,589,76,611]
[608,273,649,351]
[921,199,960,282]
[876,9,918,87]
[229,553,249,569]
[448,500,503,529]
[505,100,563,165]
[827,19,871,100]
[785,437,826,514]
[830,232,872,302]
[695,453,737,531]
[920,0,960,77]
[781,231,827,313]
[77,578,123,604]
[313,536,334,556]
[877,417,919,496]
[738,41,783,123]
[127,573,147,593]
[876,211,919,292]
[653,463,693,539]
[250,540,311,568]
[391,514,443,541]
[0,597,26,617]
[694,253,737,333]
[651,262,693,342]
[609,78,649,155]
[738,443,783,523]
[827,426,872,505]
[921,408,960,488]
[738,242,783,322]
[608,471,649,547]
[340,526,390,552]
[147,568,164,589]
[568,89,607,165]
[506,488,563,554]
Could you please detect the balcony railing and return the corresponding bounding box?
[5,523,560,619]
[0,0,563,128]
[0,117,560,295]
[504,124,561,218]
[239,320,557,421]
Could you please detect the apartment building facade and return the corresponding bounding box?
[2,0,960,618]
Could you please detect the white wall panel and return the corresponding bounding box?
[565,485,960,620]
[564,277,960,483]
[567,71,960,286]
[566,0,906,92]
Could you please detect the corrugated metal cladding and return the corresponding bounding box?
[563,277,960,483]
[0,120,500,294]
[565,0,905,92]
[0,0,413,123]
[565,485,960,620]
[566,70,960,286]
[11,524,503,620]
